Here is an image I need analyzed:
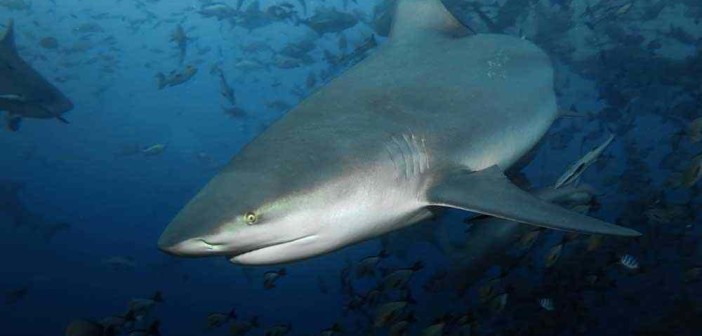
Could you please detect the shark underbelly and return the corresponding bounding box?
[321,152,432,250]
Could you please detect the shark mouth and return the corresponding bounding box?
[227,235,318,264]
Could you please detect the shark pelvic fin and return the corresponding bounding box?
[426,165,641,237]
[1,19,16,53]
[390,0,470,43]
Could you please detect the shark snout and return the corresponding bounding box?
[157,224,232,257]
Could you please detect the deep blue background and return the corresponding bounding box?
[1,0,701,335]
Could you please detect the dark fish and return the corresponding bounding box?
[229,316,259,335]
[374,300,412,328]
[39,37,59,49]
[545,243,564,268]
[65,319,104,336]
[303,7,359,35]
[356,250,388,278]
[156,65,198,89]
[128,291,163,317]
[319,322,342,336]
[263,268,286,289]
[380,261,423,290]
[170,24,188,64]
[4,285,29,304]
[207,308,236,329]
[223,106,247,119]
[488,292,508,314]
[264,323,291,336]
[126,320,160,336]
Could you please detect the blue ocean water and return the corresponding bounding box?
[1,0,701,335]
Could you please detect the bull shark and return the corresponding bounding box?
[0,20,73,131]
[158,0,640,265]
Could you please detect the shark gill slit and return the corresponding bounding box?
[385,133,429,181]
[402,134,416,177]
[390,136,410,179]
[419,136,430,173]
[384,143,401,180]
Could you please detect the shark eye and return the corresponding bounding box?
[244,212,258,225]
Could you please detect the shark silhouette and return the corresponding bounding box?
[0,20,73,131]
[158,0,640,265]
[0,180,70,242]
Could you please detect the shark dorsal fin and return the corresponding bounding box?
[1,19,16,53]
[390,0,470,44]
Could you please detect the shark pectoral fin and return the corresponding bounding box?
[426,166,641,237]
[56,116,69,124]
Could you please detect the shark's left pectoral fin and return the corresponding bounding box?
[426,166,641,237]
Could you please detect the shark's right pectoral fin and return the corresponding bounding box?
[426,166,641,237]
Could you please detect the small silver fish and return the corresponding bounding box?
[141,144,167,156]
[555,134,615,189]
[545,243,564,268]
[263,268,286,289]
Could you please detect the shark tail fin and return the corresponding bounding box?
[390,0,470,43]
[426,165,641,237]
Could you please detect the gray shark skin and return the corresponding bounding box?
[0,20,73,131]
[158,0,640,265]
